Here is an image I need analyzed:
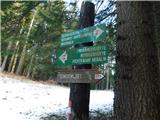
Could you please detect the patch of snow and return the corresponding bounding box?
[0,75,114,120]
[90,90,114,112]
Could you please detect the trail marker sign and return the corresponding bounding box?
[61,24,106,47]
[56,45,108,67]
[56,69,104,83]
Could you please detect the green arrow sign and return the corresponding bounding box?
[61,24,106,47]
[56,45,108,67]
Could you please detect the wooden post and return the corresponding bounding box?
[68,1,95,120]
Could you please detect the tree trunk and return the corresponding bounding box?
[106,67,110,90]
[153,2,160,73]
[1,41,12,71]
[8,24,23,73]
[114,2,160,120]
[11,46,20,73]
[26,55,34,77]
[68,1,95,120]
[16,44,26,75]
[9,25,23,73]
[16,10,36,75]
[8,53,15,72]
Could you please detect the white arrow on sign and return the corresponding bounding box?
[59,51,68,64]
[95,73,104,80]
[93,27,103,39]
[95,74,104,80]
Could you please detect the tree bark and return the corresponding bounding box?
[69,1,95,120]
[114,2,160,120]
[153,2,160,73]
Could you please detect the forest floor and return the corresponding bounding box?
[0,72,114,120]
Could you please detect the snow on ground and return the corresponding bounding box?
[0,73,114,120]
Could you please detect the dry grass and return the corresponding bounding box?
[0,71,28,80]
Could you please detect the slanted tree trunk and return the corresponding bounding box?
[16,10,36,75]
[16,44,27,75]
[8,41,19,72]
[9,25,23,73]
[11,42,20,73]
[114,2,160,120]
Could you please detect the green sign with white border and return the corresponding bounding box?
[56,45,108,67]
[61,24,106,47]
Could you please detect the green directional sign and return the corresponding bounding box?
[56,45,108,67]
[61,24,106,47]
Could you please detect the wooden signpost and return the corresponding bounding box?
[54,1,106,120]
